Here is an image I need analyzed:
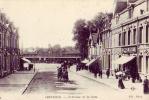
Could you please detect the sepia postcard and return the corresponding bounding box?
[0,0,149,100]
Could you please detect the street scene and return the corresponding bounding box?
[0,63,148,100]
[1,0,149,100]
[24,64,118,96]
[1,63,145,100]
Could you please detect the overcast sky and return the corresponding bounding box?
[0,0,114,48]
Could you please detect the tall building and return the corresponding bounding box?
[88,0,149,77]
[0,11,20,77]
[112,0,149,76]
[88,13,112,71]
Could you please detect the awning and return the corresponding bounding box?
[86,58,96,66]
[81,59,89,63]
[21,57,31,63]
[113,56,136,65]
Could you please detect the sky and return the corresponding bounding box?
[0,0,114,48]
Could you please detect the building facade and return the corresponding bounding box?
[111,0,149,76]
[88,0,149,76]
[100,28,112,70]
[88,32,99,60]
[0,12,20,77]
[88,14,112,71]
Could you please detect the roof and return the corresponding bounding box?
[114,0,139,14]
[114,0,127,14]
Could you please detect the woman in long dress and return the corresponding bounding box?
[118,76,125,89]
[143,76,149,94]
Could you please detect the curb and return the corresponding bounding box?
[70,70,119,91]
[21,71,38,95]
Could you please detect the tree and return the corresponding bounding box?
[52,44,62,56]
[72,13,113,59]
[87,20,97,33]
[36,48,49,56]
[92,12,113,42]
[48,43,53,56]
[72,19,90,59]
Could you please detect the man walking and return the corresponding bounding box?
[106,69,110,78]
[98,69,102,78]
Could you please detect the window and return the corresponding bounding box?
[123,32,126,45]
[0,55,2,68]
[128,30,131,45]
[0,34,2,48]
[147,0,149,11]
[128,7,133,18]
[4,56,7,70]
[116,14,119,24]
[133,29,136,44]
[139,56,142,72]
[146,25,149,43]
[139,27,143,43]
[8,36,10,47]
[119,33,121,46]
[146,56,149,74]
[140,9,144,15]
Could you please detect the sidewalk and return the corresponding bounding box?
[70,65,147,96]
[0,69,37,95]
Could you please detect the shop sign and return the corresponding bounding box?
[122,46,137,54]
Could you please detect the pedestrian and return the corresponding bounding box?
[65,70,69,81]
[93,63,99,78]
[76,63,78,71]
[143,76,149,94]
[93,67,98,78]
[98,69,102,78]
[77,63,81,71]
[57,67,62,80]
[118,75,125,89]
[114,69,118,79]
[33,63,35,72]
[62,69,69,82]
[106,69,110,78]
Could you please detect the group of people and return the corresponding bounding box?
[57,61,69,82]
[94,68,110,79]
[76,63,85,71]
[118,74,149,92]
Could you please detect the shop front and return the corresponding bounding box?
[113,46,140,81]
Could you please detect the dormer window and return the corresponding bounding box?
[0,34,2,48]
[128,5,134,18]
[116,14,119,24]
[140,9,144,15]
